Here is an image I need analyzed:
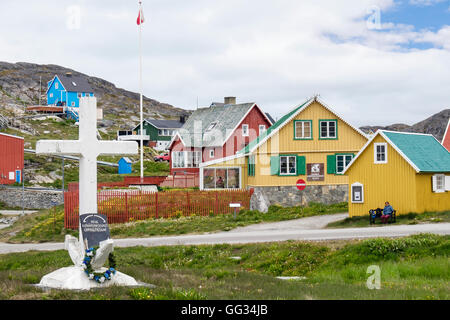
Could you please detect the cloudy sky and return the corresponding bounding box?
[0,0,449,126]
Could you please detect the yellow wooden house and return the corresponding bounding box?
[199,96,369,211]
[343,130,450,217]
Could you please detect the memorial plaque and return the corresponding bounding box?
[307,163,324,181]
[80,213,110,249]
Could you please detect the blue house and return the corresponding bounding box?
[118,157,133,175]
[47,73,94,109]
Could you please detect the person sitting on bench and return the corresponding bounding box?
[381,202,394,224]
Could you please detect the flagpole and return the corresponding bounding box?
[139,1,144,182]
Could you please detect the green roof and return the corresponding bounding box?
[383,131,450,172]
[237,98,313,155]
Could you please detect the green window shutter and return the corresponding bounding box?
[248,156,255,176]
[327,155,336,174]
[270,156,280,175]
[296,156,306,175]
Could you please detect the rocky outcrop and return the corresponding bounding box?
[360,109,450,141]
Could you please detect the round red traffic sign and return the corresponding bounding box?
[296,179,306,191]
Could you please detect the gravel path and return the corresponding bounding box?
[0,214,449,254]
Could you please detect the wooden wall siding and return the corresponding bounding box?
[248,152,351,187]
[220,105,272,157]
[415,173,450,213]
[248,101,367,187]
[256,102,367,155]
[346,135,418,217]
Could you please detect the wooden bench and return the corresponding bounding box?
[369,208,397,224]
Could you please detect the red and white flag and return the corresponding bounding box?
[137,6,145,25]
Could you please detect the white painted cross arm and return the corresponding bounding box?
[36,140,138,156]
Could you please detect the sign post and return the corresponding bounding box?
[229,203,241,219]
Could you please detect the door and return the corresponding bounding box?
[15,170,21,183]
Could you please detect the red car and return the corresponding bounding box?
[154,153,170,162]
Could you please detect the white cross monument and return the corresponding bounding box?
[35,97,140,290]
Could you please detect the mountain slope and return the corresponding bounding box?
[0,61,190,130]
[360,109,450,141]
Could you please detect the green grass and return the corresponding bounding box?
[0,234,447,300]
[130,160,170,177]
[0,202,347,243]
[109,202,347,238]
[326,211,450,229]
[0,205,78,243]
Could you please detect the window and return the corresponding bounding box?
[336,154,353,174]
[374,143,388,164]
[294,120,312,140]
[319,120,337,139]
[351,183,364,203]
[71,102,75,106]
[172,151,201,168]
[259,125,266,135]
[55,83,59,89]
[206,122,217,132]
[210,149,215,158]
[202,168,241,189]
[242,124,249,137]
[432,174,446,193]
[280,156,297,175]
[77,93,82,98]
[49,93,53,98]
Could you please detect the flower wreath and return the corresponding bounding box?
[82,247,117,284]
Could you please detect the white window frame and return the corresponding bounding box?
[242,124,249,137]
[49,93,53,98]
[55,82,59,89]
[432,174,446,193]
[294,120,312,139]
[259,125,266,135]
[374,143,388,164]
[71,101,75,106]
[210,149,215,158]
[279,155,297,176]
[351,182,364,203]
[172,151,201,168]
[77,93,82,98]
[336,154,353,174]
[201,167,242,190]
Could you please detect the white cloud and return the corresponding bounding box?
[0,0,449,127]
[409,0,447,6]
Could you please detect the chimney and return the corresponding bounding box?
[66,72,72,77]
[224,97,236,105]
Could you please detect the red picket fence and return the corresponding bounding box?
[64,189,254,229]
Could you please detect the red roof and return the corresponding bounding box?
[27,106,64,112]
[443,119,450,152]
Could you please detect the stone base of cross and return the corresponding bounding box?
[34,97,140,290]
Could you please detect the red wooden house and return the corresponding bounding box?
[443,118,450,152]
[168,97,273,176]
[0,132,24,185]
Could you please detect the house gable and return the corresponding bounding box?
[239,97,368,155]
[245,98,368,156]
[443,118,450,152]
